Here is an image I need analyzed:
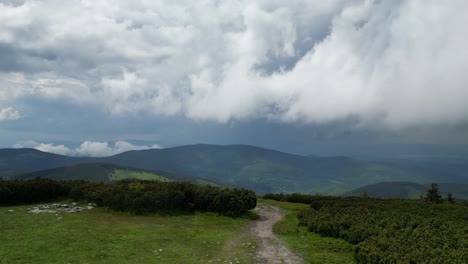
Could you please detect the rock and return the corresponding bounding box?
[7,209,14,212]
[57,217,63,221]
[27,202,92,214]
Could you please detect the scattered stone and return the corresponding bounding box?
[8,209,14,212]
[27,202,94,214]
[57,217,63,221]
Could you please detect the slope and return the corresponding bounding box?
[346,181,468,200]
[2,144,467,195]
[101,144,427,194]
[15,163,217,185]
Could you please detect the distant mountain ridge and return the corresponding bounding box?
[346,181,468,200]
[1,144,467,194]
[14,163,218,185]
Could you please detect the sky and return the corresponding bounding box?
[1,0,468,157]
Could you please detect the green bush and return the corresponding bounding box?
[266,193,468,263]
[0,178,256,217]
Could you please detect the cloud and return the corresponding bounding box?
[14,140,73,155]
[13,140,161,157]
[0,107,21,121]
[1,0,468,129]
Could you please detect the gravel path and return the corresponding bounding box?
[251,203,303,264]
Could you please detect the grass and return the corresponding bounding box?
[259,199,355,264]
[110,169,171,182]
[0,203,256,264]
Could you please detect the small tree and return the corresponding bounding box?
[447,192,455,203]
[425,183,442,203]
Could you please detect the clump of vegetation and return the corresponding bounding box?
[0,178,256,217]
[264,193,467,263]
[425,182,443,203]
[0,178,69,204]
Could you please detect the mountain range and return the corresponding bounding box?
[345,181,468,200]
[1,144,467,196]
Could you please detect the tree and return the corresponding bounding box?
[425,183,442,203]
[447,192,455,203]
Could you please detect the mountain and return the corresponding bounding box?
[346,182,426,198]
[99,145,406,193]
[16,163,120,182]
[0,148,88,178]
[15,163,219,185]
[1,144,468,194]
[346,182,468,200]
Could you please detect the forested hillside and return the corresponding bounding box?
[2,144,468,195]
[13,163,219,186]
[346,181,468,200]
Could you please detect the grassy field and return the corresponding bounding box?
[110,170,171,182]
[259,199,355,264]
[0,203,256,264]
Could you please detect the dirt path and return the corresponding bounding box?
[251,203,303,264]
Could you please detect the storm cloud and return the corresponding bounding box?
[1,0,468,129]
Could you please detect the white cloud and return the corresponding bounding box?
[13,140,162,157]
[1,0,468,129]
[0,107,21,121]
[14,140,73,156]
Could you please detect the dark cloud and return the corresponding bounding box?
[1,0,468,149]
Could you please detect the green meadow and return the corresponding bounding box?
[0,204,257,264]
[110,169,171,182]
